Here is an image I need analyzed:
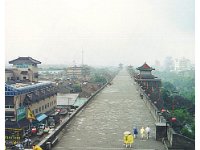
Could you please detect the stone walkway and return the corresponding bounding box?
[53,69,166,150]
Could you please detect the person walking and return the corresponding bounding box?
[123,133,129,148]
[127,133,134,148]
[140,127,145,140]
[32,144,43,150]
[145,126,151,139]
[133,127,138,138]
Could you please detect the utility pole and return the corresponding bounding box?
[82,48,84,66]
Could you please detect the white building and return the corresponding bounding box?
[174,58,192,72]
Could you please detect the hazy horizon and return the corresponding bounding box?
[6,0,194,67]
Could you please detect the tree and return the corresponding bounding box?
[163,56,174,71]
[72,84,82,93]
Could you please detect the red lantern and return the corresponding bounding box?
[171,117,176,122]
[161,108,166,113]
[56,109,61,112]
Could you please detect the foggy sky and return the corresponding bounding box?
[5,0,194,67]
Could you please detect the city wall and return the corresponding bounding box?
[38,77,115,149]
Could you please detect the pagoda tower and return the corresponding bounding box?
[135,62,162,109]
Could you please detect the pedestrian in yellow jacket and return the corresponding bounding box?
[140,127,145,140]
[123,134,129,147]
[32,144,43,150]
[127,134,134,148]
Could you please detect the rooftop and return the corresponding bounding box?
[9,57,41,65]
[137,62,155,71]
[5,81,54,96]
[57,93,79,106]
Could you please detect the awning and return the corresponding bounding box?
[36,113,48,122]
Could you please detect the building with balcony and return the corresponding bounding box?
[6,57,41,83]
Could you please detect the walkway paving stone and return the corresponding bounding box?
[53,69,166,150]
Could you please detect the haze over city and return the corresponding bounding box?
[5,0,194,66]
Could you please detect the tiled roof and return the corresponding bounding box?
[9,57,41,65]
[137,62,155,71]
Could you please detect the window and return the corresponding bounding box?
[35,109,38,114]
[47,103,49,107]
[19,103,22,107]
[45,105,47,109]
[42,106,44,110]
[39,107,41,112]
[5,105,14,108]
[7,77,10,81]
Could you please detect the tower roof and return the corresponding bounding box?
[137,62,155,71]
[9,57,41,65]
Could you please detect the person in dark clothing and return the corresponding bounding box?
[133,127,138,138]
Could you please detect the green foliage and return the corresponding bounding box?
[89,67,118,84]
[162,82,176,92]
[173,109,191,123]
[155,70,195,139]
[173,109,195,139]
[93,74,107,84]
[155,70,195,103]
[181,125,195,139]
[72,84,82,92]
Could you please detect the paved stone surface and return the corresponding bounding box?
[53,69,166,150]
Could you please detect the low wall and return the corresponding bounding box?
[167,128,195,150]
[38,79,114,149]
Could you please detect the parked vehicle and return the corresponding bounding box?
[48,112,60,128]
[43,126,50,133]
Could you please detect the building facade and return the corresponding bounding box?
[66,65,90,80]
[174,57,192,72]
[6,57,41,82]
[5,57,57,143]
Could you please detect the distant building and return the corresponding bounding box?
[119,63,123,69]
[6,57,41,82]
[66,65,90,80]
[174,58,192,72]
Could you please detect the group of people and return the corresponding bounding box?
[123,132,134,148]
[141,126,151,140]
[123,126,151,148]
